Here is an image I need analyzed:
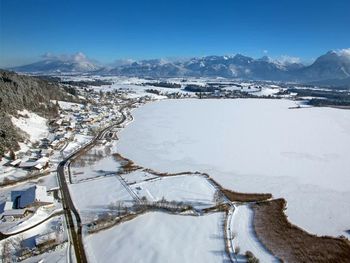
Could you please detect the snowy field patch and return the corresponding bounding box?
[85,211,226,263]
[11,110,48,143]
[231,204,278,262]
[117,98,350,237]
[70,144,121,183]
[131,175,217,209]
[121,170,158,184]
[69,176,134,223]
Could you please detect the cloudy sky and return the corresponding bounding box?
[0,0,349,67]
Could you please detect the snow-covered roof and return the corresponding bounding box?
[2,209,28,217]
[10,159,22,166]
[36,157,49,164]
[34,163,44,170]
[19,161,38,168]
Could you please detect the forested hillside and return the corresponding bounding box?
[0,70,77,156]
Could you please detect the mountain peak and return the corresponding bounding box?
[12,52,101,73]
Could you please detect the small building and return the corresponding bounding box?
[19,161,39,170]
[9,159,22,167]
[40,148,53,157]
[1,209,33,221]
[11,185,54,209]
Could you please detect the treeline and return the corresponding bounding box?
[289,88,350,106]
[143,81,181,89]
[184,84,217,92]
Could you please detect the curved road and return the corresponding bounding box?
[57,103,133,263]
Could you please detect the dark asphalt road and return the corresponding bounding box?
[56,103,131,263]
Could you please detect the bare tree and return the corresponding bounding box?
[2,240,13,263]
[213,190,224,204]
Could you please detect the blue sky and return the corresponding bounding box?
[0,0,349,67]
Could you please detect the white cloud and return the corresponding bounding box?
[41,52,89,62]
[40,52,101,67]
[275,55,301,65]
[263,50,268,54]
[335,48,350,58]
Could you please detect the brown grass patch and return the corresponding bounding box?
[113,153,142,173]
[202,203,230,213]
[143,168,195,177]
[222,188,272,202]
[252,199,350,262]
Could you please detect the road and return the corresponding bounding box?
[0,210,64,241]
[56,102,133,263]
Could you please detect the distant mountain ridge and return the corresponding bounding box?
[9,49,350,86]
[11,52,101,73]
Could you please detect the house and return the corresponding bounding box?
[11,185,54,209]
[40,148,53,157]
[19,161,40,170]
[18,158,49,171]
[0,201,33,221]
[9,159,22,167]
[1,209,33,220]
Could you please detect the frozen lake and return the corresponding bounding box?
[117,98,350,237]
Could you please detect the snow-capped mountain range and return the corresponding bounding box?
[9,49,350,85]
[11,52,101,73]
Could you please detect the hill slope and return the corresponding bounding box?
[0,70,77,156]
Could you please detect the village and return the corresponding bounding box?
[0,84,152,261]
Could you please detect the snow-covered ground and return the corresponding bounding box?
[62,134,92,157]
[117,98,350,237]
[231,204,278,262]
[0,214,66,262]
[91,83,191,99]
[52,100,84,111]
[21,243,67,263]
[85,211,227,263]
[70,143,121,183]
[0,206,60,234]
[11,110,49,143]
[121,170,158,184]
[69,176,134,223]
[131,175,217,209]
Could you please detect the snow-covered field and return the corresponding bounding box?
[53,100,84,110]
[85,211,226,263]
[70,143,121,183]
[117,98,350,237]
[231,204,278,262]
[69,176,134,223]
[130,175,217,209]
[121,170,157,184]
[11,110,48,143]
[92,83,191,99]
